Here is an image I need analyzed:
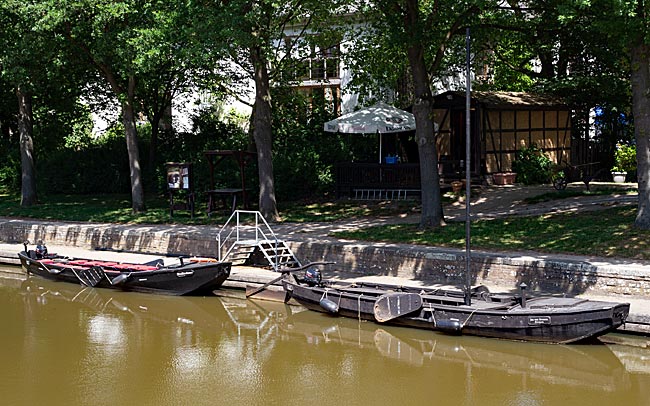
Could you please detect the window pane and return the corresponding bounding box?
[311,60,324,79]
[326,57,339,78]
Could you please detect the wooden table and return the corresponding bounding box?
[206,188,244,216]
[203,150,255,210]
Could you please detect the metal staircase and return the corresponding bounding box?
[216,210,301,271]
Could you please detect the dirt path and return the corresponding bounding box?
[273,183,638,241]
[445,183,637,220]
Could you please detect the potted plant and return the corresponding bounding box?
[492,172,517,185]
[610,165,627,183]
[611,144,636,183]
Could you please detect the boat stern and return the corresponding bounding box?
[612,302,631,329]
[17,251,36,274]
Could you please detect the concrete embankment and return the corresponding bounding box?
[2,216,650,335]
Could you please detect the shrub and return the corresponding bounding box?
[612,144,636,172]
[0,157,19,194]
[271,87,357,200]
[38,138,131,194]
[512,144,553,185]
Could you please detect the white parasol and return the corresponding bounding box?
[324,102,416,162]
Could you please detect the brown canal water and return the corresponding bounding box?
[2,266,650,406]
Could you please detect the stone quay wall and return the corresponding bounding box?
[291,242,650,297]
[1,218,648,298]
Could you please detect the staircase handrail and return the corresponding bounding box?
[216,210,281,268]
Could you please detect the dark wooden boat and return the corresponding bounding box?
[18,246,231,296]
[281,42,631,344]
[282,278,630,344]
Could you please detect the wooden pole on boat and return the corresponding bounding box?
[245,261,334,298]
[464,27,472,306]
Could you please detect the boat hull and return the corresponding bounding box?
[19,252,231,296]
[282,280,630,344]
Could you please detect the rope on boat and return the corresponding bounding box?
[39,260,57,275]
[320,288,329,301]
[39,259,80,278]
[460,308,479,329]
[427,302,478,330]
[428,303,437,326]
[70,268,84,285]
[318,287,343,316]
[358,294,362,321]
[321,288,342,306]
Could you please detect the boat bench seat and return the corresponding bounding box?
[338,286,393,295]
[420,298,514,310]
[489,294,517,303]
[420,295,467,305]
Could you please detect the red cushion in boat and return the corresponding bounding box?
[67,260,91,265]
[105,263,158,271]
[43,259,158,272]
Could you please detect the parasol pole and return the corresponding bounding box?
[464,27,472,306]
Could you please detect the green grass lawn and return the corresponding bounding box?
[0,194,230,225]
[334,206,650,260]
[0,193,417,225]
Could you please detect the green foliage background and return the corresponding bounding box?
[271,87,375,200]
[0,89,376,202]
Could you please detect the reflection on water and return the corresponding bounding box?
[1,269,650,406]
[284,311,632,391]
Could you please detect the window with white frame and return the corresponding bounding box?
[297,46,339,81]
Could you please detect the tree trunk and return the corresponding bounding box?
[405,0,444,228]
[633,43,650,228]
[17,86,37,207]
[251,46,279,221]
[123,76,146,213]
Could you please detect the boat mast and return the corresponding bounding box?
[464,27,472,306]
